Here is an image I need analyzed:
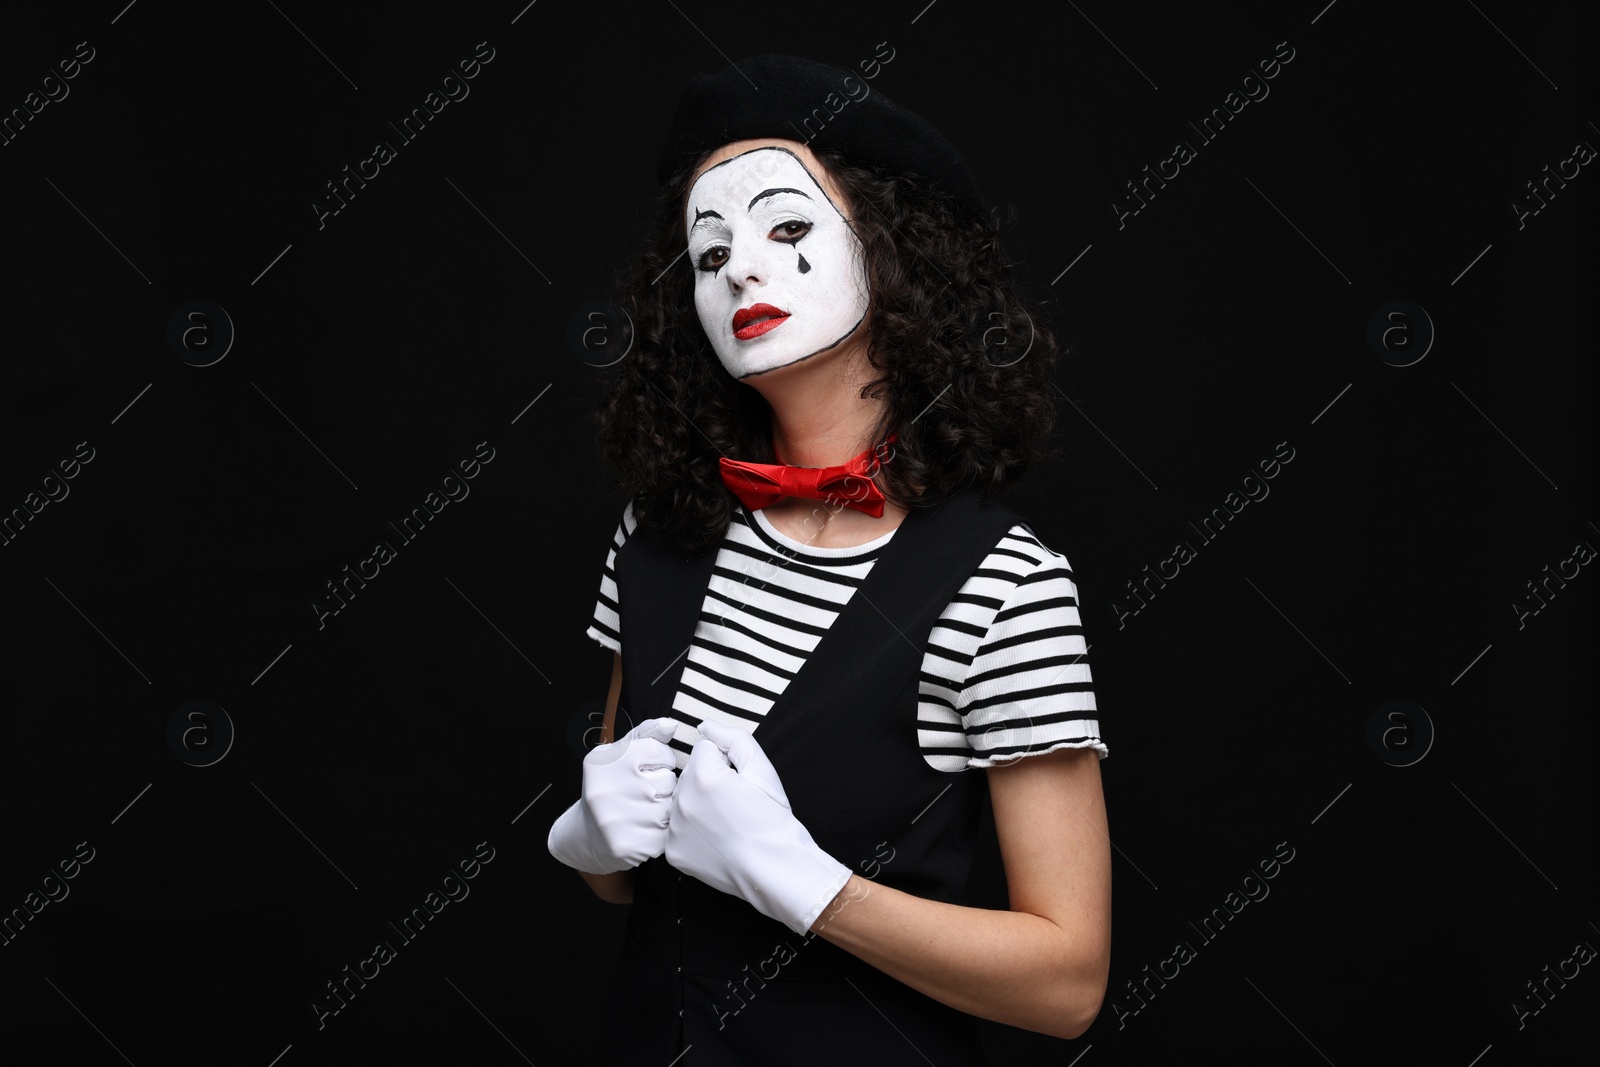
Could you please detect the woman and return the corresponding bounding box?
[549,53,1111,1064]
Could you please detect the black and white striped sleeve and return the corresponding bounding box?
[584,500,637,655]
[958,538,1105,768]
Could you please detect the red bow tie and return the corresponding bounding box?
[720,437,895,517]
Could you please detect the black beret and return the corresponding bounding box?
[656,53,986,220]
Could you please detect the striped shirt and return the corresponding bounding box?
[586,501,1105,773]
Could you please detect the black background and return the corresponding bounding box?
[1,1,1595,1064]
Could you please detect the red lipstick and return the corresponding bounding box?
[732,303,790,340]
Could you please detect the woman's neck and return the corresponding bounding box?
[756,342,886,468]
[749,343,911,548]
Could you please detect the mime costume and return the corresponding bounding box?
[604,491,1050,1064]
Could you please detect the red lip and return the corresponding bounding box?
[732,303,790,339]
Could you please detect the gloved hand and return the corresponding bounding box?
[547,717,680,875]
[665,720,852,935]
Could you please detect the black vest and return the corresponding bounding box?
[602,490,1024,1065]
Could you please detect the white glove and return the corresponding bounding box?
[548,717,679,875]
[665,720,852,935]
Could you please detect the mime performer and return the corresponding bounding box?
[548,53,1112,1065]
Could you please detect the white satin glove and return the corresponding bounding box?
[665,720,852,935]
[547,717,679,875]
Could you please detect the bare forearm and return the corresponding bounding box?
[578,867,636,904]
[809,874,1107,1039]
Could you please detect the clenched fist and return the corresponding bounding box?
[548,717,680,875]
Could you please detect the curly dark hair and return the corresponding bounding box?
[595,140,1064,554]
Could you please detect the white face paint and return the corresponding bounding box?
[684,146,870,380]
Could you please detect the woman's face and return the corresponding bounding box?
[684,139,870,381]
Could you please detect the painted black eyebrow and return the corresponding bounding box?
[691,207,723,226]
[748,187,812,210]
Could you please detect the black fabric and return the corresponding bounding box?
[656,52,987,221]
[602,490,1026,1066]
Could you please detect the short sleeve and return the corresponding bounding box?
[584,500,637,655]
[958,538,1105,768]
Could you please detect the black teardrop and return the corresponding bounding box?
[797,252,811,274]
